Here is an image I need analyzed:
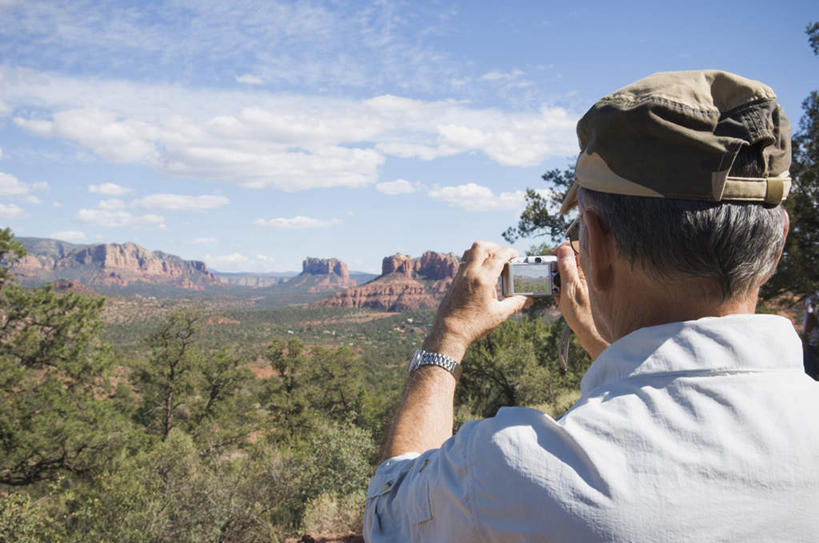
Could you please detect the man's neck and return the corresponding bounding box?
[605,271,759,343]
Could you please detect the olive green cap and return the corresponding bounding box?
[561,70,791,214]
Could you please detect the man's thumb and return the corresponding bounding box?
[556,243,579,284]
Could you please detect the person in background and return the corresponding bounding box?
[803,292,819,379]
[364,70,819,542]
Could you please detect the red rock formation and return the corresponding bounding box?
[284,257,356,293]
[11,238,221,290]
[302,257,351,281]
[414,251,460,280]
[315,251,460,311]
[381,253,413,277]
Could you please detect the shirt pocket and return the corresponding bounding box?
[365,457,433,537]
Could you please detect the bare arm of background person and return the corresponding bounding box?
[381,241,529,460]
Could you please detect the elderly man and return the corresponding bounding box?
[363,71,819,542]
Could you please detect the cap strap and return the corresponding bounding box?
[722,174,791,205]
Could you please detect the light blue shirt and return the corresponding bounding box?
[364,314,819,542]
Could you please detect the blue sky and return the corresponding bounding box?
[0,0,816,273]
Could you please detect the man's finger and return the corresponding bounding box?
[462,241,503,275]
[485,246,518,277]
[497,294,529,318]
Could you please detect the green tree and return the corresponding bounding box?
[262,337,312,439]
[262,338,369,439]
[0,230,128,486]
[763,22,819,300]
[808,21,818,54]
[456,317,591,420]
[134,308,202,440]
[133,309,258,448]
[0,228,25,291]
[503,167,577,246]
[304,345,366,423]
[0,490,60,543]
[61,428,306,542]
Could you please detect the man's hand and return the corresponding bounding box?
[554,243,609,359]
[423,241,530,362]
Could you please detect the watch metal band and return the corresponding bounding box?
[408,349,460,375]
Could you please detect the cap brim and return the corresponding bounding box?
[560,182,579,215]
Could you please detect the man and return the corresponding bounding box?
[363,70,819,542]
[804,293,819,379]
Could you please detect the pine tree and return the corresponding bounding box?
[762,22,819,300]
[0,229,127,485]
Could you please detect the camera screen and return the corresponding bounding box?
[510,263,553,295]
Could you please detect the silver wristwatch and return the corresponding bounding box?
[408,349,460,376]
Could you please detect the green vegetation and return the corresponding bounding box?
[1,229,384,540]
[458,316,591,426]
[0,225,590,540]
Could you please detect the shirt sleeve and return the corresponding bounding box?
[364,421,479,543]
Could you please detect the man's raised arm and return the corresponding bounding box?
[381,241,528,459]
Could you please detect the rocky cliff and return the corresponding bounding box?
[315,251,460,311]
[284,257,357,293]
[12,237,221,291]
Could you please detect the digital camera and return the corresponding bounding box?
[500,255,559,297]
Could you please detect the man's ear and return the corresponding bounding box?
[581,208,616,292]
[773,207,790,268]
[782,207,790,250]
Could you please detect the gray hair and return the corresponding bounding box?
[577,187,786,301]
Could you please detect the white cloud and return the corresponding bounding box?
[192,237,217,245]
[76,208,165,228]
[374,142,444,160]
[4,68,578,192]
[207,252,249,266]
[0,203,24,219]
[376,179,417,195]
[0,147,3,159]
[98,198,126,210]
[236,74,264,85]
[428,183,528,212]
[480,69,525,81]
[253,216,342,229]
[50,230,86,242]
[0,172,47,202]
[88,183,133,196]
[17,108,158,162]
[132,194,229,211]
[0,2,466,97]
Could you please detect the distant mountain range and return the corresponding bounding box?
[8,237,455,311]
[13,237,220,291]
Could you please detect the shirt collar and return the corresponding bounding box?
[580,314,802,395]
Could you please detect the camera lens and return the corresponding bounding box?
[534,257,542,263]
